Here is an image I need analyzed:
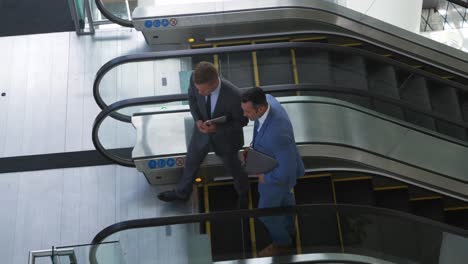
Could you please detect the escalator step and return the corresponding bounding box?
[256,49,295,91]
[445,209,468,229]
[218,50,255,88]
[410,197,445,222]
[374,187,410,212]
[208,184,253,261]
[333,177,375,206]
[295,175,334,204]
[298,209,341,253]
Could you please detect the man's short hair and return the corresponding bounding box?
[242,88,268,109]
[193,61,218,84]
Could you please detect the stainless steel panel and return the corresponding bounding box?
[214,252,399,264]
[133,0,468,77]
[132,96,468,200]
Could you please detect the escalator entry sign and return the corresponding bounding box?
[176,157,184,167]
[170,18,177,26]
[167,158,175,167]
[148,160,157,169]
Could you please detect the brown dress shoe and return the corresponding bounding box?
[258,243,294,257]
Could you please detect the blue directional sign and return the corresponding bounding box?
[161,19,169,27]
[167,158,175,167]
[144,20,153,28]
[158,159,166,168]
[148,160,157,169]
[153,20,161,28]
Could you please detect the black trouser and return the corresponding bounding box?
[175,141,249,199]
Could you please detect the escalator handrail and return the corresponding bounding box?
[93,42,468,122]
[447,0,468,8]
[88,203,468,264]
[92,84,468,167]
[94,0,133,27]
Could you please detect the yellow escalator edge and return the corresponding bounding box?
[292,188,303,254]
[410,196,442,201]
[252,41,261,87]
[340,42,362,47]
[299,173,332,180]
[204,184,211,237]
[441,75,455,79]
[373,185,408,191]
[215,40,252,47]
[248,189,258,257]
[213,44,219,70]
[333,176,372,182]
[254,37,291,43]
[290,48,301,96]
[331,177,345,253]
[444,206,468,211]
[191,43,213,48]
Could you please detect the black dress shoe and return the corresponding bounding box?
[157,190,188,202]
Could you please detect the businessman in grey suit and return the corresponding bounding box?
[158,61,249,208]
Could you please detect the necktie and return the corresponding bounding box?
[206,94,211,119]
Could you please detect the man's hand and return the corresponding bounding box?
[203,121,217,133]
[196,120,209,134]
[240,148,249,165]
[257,173,265,184]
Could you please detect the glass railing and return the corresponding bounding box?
[83,204,468,264]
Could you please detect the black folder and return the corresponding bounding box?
[244,148,278,175]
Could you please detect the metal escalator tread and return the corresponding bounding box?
[445,209,468,229]
[206,184,253,261]
[374,188,410,212]
[294,176,341,253]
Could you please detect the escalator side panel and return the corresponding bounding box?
[366,62,405,120]
[257,49,295,96]
[399,75,436,130]
[330,53,370,108]
[427,83,467,140]
[218,52,255,88]
[340,209,441,264]
[295,48,336,98]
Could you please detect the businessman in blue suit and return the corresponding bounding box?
[241,87,305,257]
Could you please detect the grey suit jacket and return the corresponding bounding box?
[188,76,248,154]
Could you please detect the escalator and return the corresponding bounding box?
[86,2,468,263]
[91,39,468,263]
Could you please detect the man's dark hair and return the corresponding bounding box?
[242,88,268,109]
[193,61,218,84]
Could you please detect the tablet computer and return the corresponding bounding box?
[205,115,227,125]
[244,148,278,174]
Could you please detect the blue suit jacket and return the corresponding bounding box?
[252,95,305,193]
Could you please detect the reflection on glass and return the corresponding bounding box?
[89,206,468,263]
[101,0,129,20]
[54,241,125,264]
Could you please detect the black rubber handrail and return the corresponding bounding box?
[93,42,468,122]
[88,203,468,264]
[94,0,133,27]
[448,0,468,8]
[92,84,468,167]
